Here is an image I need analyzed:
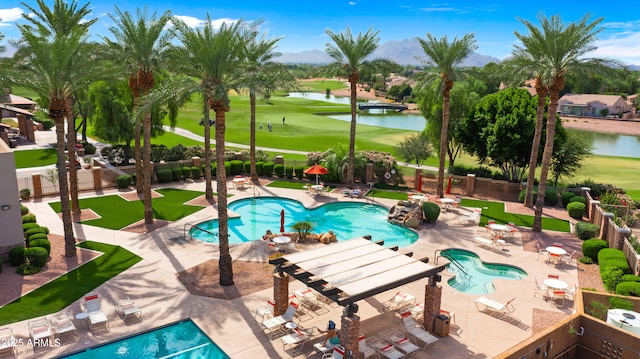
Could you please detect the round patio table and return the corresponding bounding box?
[546,247,567,256]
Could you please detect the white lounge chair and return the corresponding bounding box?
[358,334,380,358]
[475,297,516,315]
[28,318,53,346]
[115,297,142,322]
[281,326,313,356]
[382,291,415,312]
[255,299,276,321]
[458,208,481,224]
[0,327,18,357]
[366,336,404,359]
[400,311,439,348]
[260,301,299,338]
[322,345,346,359]
[380,328,420,355]
[294,288,327,313]
[410,303,424,320]
[82,292,110,332]
[50,311,77,340]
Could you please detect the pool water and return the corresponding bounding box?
[441,248,527,295]
[190,197,418,248]
[58,319,229,359]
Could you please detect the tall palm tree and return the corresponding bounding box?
[325,26,380,187]
[13,0,97,257]
[516,14,603,231]
[417,33,476,197]
[104,6,173,225]
[240,34,297,181]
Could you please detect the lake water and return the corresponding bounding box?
[288,92,640,158]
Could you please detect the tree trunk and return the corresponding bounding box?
[437,79,453,197]
[533,82,561,231]
[134,118,142,193]
[203,98,213,199]
[214,103,234,286]
[66,102,80,218]
[52,111,76,257]
[249,90,258,181]
[525,86,547,208]
[142,113,153,224]
[346,74,358,187]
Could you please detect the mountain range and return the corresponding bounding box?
[275,38,502,67]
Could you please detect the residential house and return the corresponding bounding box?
[558,93,632,117]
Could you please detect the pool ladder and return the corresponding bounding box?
[435,249,471,282]
[184,223,218,243]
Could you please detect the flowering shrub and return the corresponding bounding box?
[599,191,637,227]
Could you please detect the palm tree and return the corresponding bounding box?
[417,33,476,197]
[240,35,297,181]
[13,0,97,257]
[516,14,603,231]
[104,6,173,225]
[325,26,380,187]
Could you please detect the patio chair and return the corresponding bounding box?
[366,336,405,359]
[281,326,314,356]
[382,291,415,312]
[474,297,516,315]
[562,250,577,266]
[82,292,110,332]
[322,345,346,359]
[566,284,579,301]
[533,275,548,299]
[358,334,380,358]
[457,208,481,224]
[399,312,439,348]
[115,297,142,322]
[28,318,53,345]
[260,301,299,338]
[255,299,276,321]
[548,254,561,267]
[551,291,565,307]
[536,243,549,262]
[50,311,78,340]
[380,328,420,355]
[294,288,327,313]
[0,327,18,357]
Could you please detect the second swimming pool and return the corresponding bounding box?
[190,197,418,248]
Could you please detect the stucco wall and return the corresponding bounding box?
[0,140,24,253]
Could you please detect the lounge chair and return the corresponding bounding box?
[475,297,516,315]
[115,297,142,322]
[255,299,276,321]
[382,291,415,312]
[366,336,404,359]
[458,208,481,224]
[260,301,299,338]
[350,188,366,198]
[50,311,78,340]
[410,303,424,320]
[322,345,346,359]
[82,292,110,332]
[0,327,18,357]
[358,334,380,358]
[28,318,53,346]
[399,312,439,348]
[281,326,313,356]
[380,329,420,355]
[294,288,327,313]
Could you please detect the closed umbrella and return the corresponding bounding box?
[304,164,329,185]
[280,209,285,233]
[446,176,452,195]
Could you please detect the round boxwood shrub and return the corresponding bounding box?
[25,227,47,237]
[210,163,217,177]
[22,222,40,232]
[116,174,132,189]
[229,160,243,175]
[131,172,137,185]
[191,166,201,180]
[598,248,631,274]
[544,189,558,206]
[569,196,586,204]
[224,161,231,174]
[181,166,192,179]
[262,162,275,177]
[567,202,585,219]
[29,239,51,255]
[273,164,285,178]
[285,166,294,179]
[20,204,29,215]
[172,167,182,181]
[25,247,48,267]
[19,188,31,200]
[294,166,304,179]
[575,222,600,240]
[22,213,36,224]
[582,238,608,261]
[616,282,640,296]
[9,246,26,266]
[561,192,576,208]
[255,161,264,176]
[421,202,441,224]
[156,168,173,183]
[243,161,251,173]
[29,233,48,242]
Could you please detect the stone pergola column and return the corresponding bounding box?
[340,312,360,358]
[32,174,42,199]
[424,276,443,333]
[273,272,290,316]
[92,167,102,191]
[466,174,476,197]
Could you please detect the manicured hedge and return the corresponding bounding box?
[285,166,294,179]
[582,239,608,261]
[181,166,191,179]
[616,282,640,296]
[116,174,132,189]
[569,196,586,204]
[28,233,48,242]
[25,227,47,237]
[22,223,40,232]
[274,164,285,178]
[518,189,537,203]
[561,192,576,208]
[25,247,48,267]
[622,274,640,282]
[422,202,441,223]
[243,161,251,173]
[575,222,600,240]
[191,166,201,180]
[229,160,244,175]
[255,161,264,176]
[172,167,182,181]
[544,189,558,206]
[9,247,26,266]
[29,239,51,255]
[22,214,36,224]
[567,202,585,219]
[156,168,173,183]
[20,205,29,215]
[294,166,304,179]
[598,248,631,274]
[263,162,275,177]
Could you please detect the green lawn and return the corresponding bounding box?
[297,79,347,92]
[367,189,409,200]
[13,148,58,169]
[460,198,571,232]
[49,188,205,229]
[0,241,142,326]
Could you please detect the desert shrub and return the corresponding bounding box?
[582,239,608,261]
[601,267,624,291]
[255,161,264,176]
[156,169,173,183]
[25,227,47,237]
[22,222,39,232]
[285,166,294,179]
[422,202,441,223]
[575,222,600,240]
[262,162,275,177]
[567,202,585,219]
[273,164,285,178]
[181,166,191,179]
[25,246,48,267]
[116,174,132,189]
[191,166,201,180]
[569,196,586,204]
[29,233,48,241]
[29,239,51,255]
[229,160,244,175]
[544,189,558,206]
[22,213,36,224]
[294,166,304,179]
[172,167,182,181]
[598,248,631,275]
[616,282,640,297]
[561,192,576,207]
[9,246,26,266]
[19,188,30,200]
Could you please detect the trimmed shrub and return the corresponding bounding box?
[211,163,217,177]
[262,162,275,177]
[22,213,36,224]
[285,166,294,179]
[274,164,285,178]
[616,282,640,296]
[156,168,173,183]
[561,192,576,208]
[422,202,441,223]
[116,174,132,189]
[9,246,26,266]
[172,167,182,181]
[29,239,51,255]
[601,267,624,291]
[569,196,586,204]
[294,166,304,179]
[518,189,538,204]
[181,166,191,179]
[20,204,29,215]
[29,233,48,241]
[243,161,251,173]
[22,222,40,232]
[582,239,608,261]
[544,189,558,206]
[255,161,264,176]
[19,188,31,200]
[224,161,231,174]
[191,166,201,180]
[622,274,640,282]
[40,226,49,234]
[575,222,600,240]
[598,248,631,274]
[229,160,243,175]
[39,118,54,130]
[82,142,96,155]
[131,173,137,185]
[25,227,47,237]
[25,247,48,267]
[567,202,585,219]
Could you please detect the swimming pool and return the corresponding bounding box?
[441,248,527,295]
[58,319,229,358]
[190,197,418,248]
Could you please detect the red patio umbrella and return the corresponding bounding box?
[417,172,423,192]
[446,176,452,195]
[304,164,329,185]
[280,209,285,233]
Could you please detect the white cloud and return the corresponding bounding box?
[593,32,640,65]
[0,7,23,23]
[173,15,205,28]
[349,1,357,5]
[210,17,238,29]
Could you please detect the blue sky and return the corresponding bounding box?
[2,1,640,65]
